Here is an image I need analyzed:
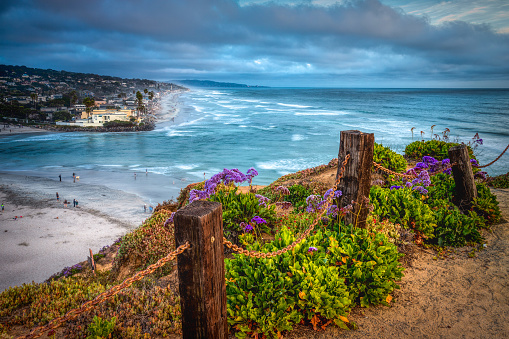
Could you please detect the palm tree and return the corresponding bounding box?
[70,90,78,107]
[83,97,95,120]
[136,91,144,116]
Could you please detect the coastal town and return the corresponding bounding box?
[0,64,186,130]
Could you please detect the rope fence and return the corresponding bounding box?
[476,144,509,169]
[17,242,190,339]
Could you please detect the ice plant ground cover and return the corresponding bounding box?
[0,139,503,339]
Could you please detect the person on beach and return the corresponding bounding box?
[1,203,4,211]
[73,199,76,207]
[75,200,79,207]
[56,192,59,201]
[144,204,147,212]
[59,174,61,182]
[64,199,68,208]
[134,172,137,179]
[149,206,153,213]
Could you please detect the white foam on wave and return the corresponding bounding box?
[291,134,307,141]
[191,105,205,112]
[175,164,199,170]
[166,130,194,137]
[256,158,318,171]
[295,111,345,116]
[99,164,123,167]
[277,103,312,108]
[42,165,64,168]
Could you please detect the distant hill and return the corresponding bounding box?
[172,80,268,88]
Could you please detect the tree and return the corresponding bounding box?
[136,91,144,115]
[30,93,38,111]
[148,91,154,100]
[53,110,72,122]
[70,90,78,107]
[83,97,95,119]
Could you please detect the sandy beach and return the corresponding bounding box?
[0,172,149,292]
[0,124,47,135]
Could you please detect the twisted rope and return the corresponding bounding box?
[476,144,509,168]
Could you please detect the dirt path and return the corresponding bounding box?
[294,188,509,339]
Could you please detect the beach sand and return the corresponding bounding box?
[0,173,149,292]
[0,124,47,135]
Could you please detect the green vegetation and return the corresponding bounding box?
[485,172,509,188]
[404,140,473,160]
[373,142,407,174]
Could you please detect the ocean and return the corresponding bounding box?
[1,88,508,205]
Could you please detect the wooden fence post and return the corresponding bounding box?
[448,144,477,210]
[336,130,375,228]
[174,200,227,339]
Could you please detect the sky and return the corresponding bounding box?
[1,0,508,88]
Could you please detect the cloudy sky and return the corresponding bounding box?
[1,0,508,87]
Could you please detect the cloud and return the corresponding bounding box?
[0,0,508,86]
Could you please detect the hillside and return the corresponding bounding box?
[1,154,508,338]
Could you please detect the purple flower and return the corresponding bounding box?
[241,222,253,232]
[326,204,340,217]
[251,216,267,224]
[442,158,451,165]
[405,181,413,188]
[474,171,487,179]
[324,189,342,199]
[255,194,270,207]
[412,186,428,195]
[246,167,259,183]
[476,138,483,145]
[164,213,175,227]
[275,186,290,195]
[390,185,402,190]
[470,159,479,167]
[422,156,438,165]
[415,162,429,170]
[306,194,323,213]
[308,247,318,252]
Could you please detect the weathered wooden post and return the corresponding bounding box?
[336,130,375,228]
[174,201,227,338]
[448,144,477,210]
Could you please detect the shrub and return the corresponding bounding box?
[226,226,403,338]
[208,187,276,241]
[370,185,436,239]
[87,316,116,339]
[404,140,473,160]
[485,172,509,189]
[373,143,407,174]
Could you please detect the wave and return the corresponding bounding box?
[291,134,307,141]
[277,103,312,108]
[256,158,320,171]
[295,110,348,116]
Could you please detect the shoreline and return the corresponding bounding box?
[0,89,185,135]
[0,172,151,292]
